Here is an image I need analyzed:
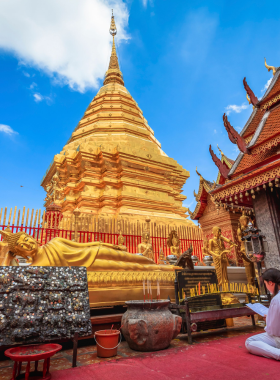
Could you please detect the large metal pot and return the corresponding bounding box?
[121,300,182,352]
[166,255,178,265]
[191,255,199,265]
[203,255,213,266]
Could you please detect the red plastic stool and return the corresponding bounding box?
[5,343,62,380]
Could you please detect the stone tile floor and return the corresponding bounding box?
[0,316,263,380]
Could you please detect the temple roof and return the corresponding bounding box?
[211,60,280,203]
[188,145,234,220]
[216,146,234,185]
[187,168,220,220]
[241,62,280,141]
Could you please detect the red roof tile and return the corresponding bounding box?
[212,159,280,199]
[254,105,280,146]
[243,108,266,139]
[261,74,280,103]
[232,145,279,177]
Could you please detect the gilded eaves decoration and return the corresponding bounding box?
[252,135,280,155]
[261,93,280,111]
[212,166,280,201]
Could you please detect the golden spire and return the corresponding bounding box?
[217,144,224,156]
[104,10,124,86]
[109,9,117,36]
[264,58,276,76]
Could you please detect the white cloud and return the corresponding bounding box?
[33,93,43,102]
[225,103,248,115]
[22,71,30,77]
[29,82,37,90]
[33,93,52,104]
[0,0,129,92]
[214,129,217,134]
[261,78,273,93]
[142,0,153,7]
[0,124,18,135]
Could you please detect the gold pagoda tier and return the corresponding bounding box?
[41,14,193,227]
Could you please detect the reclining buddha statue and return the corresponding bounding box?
[0,230,174,273]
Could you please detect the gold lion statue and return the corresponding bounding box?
[0,230,175,273]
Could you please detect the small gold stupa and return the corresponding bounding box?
[41,13,193,227]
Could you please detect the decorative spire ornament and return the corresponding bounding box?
[209,145,230,179]
[243,78,258,107]
[222,114,250,154]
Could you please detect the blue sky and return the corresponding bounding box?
[0,0,279,220]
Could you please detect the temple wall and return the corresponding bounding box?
[198,195,243,266]
[253,188,280,270]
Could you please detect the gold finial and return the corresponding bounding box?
[195,166,202,178]
[109,10,117,36]
[246,93,255,109]
[264,57,276,76]
[217,144,224,156]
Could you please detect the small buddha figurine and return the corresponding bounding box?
[237,212,255,285]
[158,248,167,265]
[137,229,154,262]
[118,232,127,252]
[167,230,181,258]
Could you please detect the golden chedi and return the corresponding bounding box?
[0,230,176,307]
[41,13,193,228]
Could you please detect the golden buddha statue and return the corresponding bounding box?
[0,227,19,266]
[208,227,236,287]
[0,230,175,273]
[137,229,154,262]
[167,230,181,258]
[237,213,255,285]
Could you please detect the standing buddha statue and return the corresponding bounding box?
[209,226,236,287]
[237,212,255,285]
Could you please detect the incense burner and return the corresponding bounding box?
[121,300,182,351]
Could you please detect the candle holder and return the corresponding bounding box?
[241,226,269,302]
